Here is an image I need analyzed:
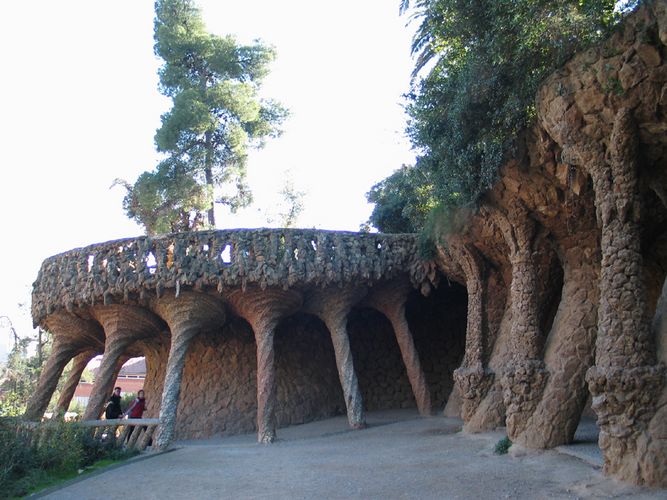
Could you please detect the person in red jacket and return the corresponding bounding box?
[123,389,146,441]
[124,390,146,418]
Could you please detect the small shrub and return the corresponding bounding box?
[0,418,34,492]
[0,417,137,497]
[34,421,85,474]
[494,436,512,455]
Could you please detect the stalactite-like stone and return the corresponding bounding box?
[447,241,495,427]
[487,202,549,440]
[584,108,666,486]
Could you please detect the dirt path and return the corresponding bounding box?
[36,412,664,499]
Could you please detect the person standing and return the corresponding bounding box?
[104,387,122,420]
[124,389,146,419]
[123,389,146,440]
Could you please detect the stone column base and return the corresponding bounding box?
[586,363,665,485]
[500,359,549,440]
[453,367,494,423]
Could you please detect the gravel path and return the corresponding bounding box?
[36,411,664,499]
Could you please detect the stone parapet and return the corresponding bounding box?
[32,229,429,327]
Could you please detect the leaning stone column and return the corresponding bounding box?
[83,305,163,420]
[516,235,599,448]
[449,242,494,429]
[304,287,367,429]
[226,287,302,443]
[489,201,549,440]
[24,339,80,421]
[54,349,98,416]
[24,312,105,421]
[364,279,432,416]
[585,108,666,486]
[152,292,226,451]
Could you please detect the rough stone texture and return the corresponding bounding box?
[448,240,495,423]
[151,292,226,450]
[172,314,344,440]
[348,308,416,411]
[26,3,667,487]
[31,230,434,327]
[304,287,368,429]
[363,279,433,415]
[582,107,665,485]
[485,201,550,440]
[226,287,302,443]
[407,3,666,486]
[519,237,600,448]
[428,2,667,486]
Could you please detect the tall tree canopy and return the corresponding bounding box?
[122,0,287,235]
[367,0,636,232]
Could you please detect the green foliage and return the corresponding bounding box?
[121,0,288,234]
[494,435,512,455]
[0,418,136,497]
[365,164,438,233]
[0,332,51,417]
[366,0,637,233]
[0,392,25,417]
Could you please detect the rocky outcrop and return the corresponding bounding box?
[440,2,667,487]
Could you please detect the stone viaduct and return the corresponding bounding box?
[26,229,463,449]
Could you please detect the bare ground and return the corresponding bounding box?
[35,410,665,499]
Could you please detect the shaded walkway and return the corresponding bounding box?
[37,410,661,500]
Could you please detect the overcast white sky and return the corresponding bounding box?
[0,0,418,360]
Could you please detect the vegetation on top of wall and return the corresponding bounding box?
[366,0,639,233]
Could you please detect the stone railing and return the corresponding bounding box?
[32,229,431,325]
[22,418,159,452]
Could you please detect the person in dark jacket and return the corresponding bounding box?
[104,387,122,419]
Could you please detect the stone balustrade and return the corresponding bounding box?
[32,229,431,326]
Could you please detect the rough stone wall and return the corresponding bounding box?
[173,315,344,440]
[348,308,416,411]
[274,314,345,426]
[436,2,667,485]
[408,282,467,410]
[138,336,170,419]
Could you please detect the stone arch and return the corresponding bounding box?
[173,315,256,440]
[274,313,345,426]
[406,278,468,412]
[24,311,105,421]
[347,307,415,411]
